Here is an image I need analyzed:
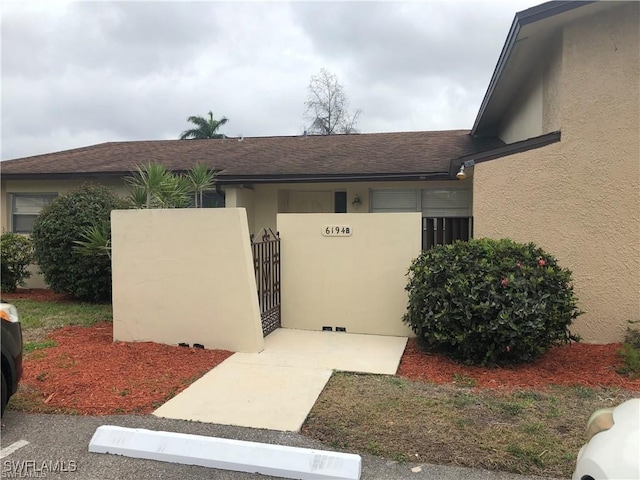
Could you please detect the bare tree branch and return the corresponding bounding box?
[304,69,362,135]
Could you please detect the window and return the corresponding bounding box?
[370,188,472,249]
[369,188,471,216]
[370,189,419,212]
[334,192,347,213]
[10,193,57,233]
[201,190,225,208]
[421,189,471,217]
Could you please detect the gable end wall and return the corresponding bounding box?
[474,2,640,343]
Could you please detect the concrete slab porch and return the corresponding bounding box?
[152,329,408,431]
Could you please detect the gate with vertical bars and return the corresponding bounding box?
[250,228,281,336]
[422,216,473,249]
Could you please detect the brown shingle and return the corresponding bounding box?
[1,130,503,179]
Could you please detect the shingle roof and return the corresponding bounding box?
[1,130,504,181]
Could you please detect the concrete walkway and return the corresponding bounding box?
[153,329,407,431]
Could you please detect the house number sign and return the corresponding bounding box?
[322,225,352,237]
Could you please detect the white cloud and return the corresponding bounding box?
[1,0,537,160]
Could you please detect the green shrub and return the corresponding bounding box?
[0,232,33,292]
[31,185,129,302]
[403,238,581,366]
[617,322,640,378]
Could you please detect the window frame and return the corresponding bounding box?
[200,189,226,208]
[334,191,347,213]
[10,193,58,234]
[369,186,472,217]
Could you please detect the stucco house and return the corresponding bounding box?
[1,0,638,343]
[0,130,505,238]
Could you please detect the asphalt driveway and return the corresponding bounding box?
[1,411,562,480]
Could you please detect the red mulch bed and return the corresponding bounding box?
[9,289,639,416]
[398,338,640,391]
[2,288,74,303]
[17,322,233,415]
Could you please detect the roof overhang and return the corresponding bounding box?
[449,131,561,176]
[0,171,452,184]
[216,172,452,184]
[471,1,614,136]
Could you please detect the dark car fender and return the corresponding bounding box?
[1,325,23,396]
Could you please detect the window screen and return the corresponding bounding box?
[201,191,225,208]
[421,188,471,217]
[370,189,418,212]
[369,188,471,217]
[11,193,57,233]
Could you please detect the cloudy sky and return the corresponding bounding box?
[1,0,537,161]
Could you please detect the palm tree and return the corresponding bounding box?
[125,162,217,209]
[74,223,113,259]
[179,111,229,139]
[186,163,218,208]
[77,163,217,258]
[125,163,190,208]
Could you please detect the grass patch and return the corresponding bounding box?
[10,299,112,343]
[24,339,57,354]
[568,384,598,399]
[521,421,546,435]
[452,373,477,388]
[617,323,640,378]
[492,400,525,416]
[302,372,637,478]
[7,384,79,415]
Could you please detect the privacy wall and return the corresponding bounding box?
[278,213,420,336]
[111,208,264,353]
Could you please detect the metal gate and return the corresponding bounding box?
[422,216,473,249]
[251,228,281,336]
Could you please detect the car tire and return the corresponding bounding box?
[1,371,7,417]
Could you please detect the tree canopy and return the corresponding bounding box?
[180,111,229,139]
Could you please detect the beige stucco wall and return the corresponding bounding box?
[278,213,420,336]
[542,33,563,133]
[474,2,640,343]
[1,177,463,237]
[0,177,127,232]
[499,67,544,144]
[288,191,334,213]
[252,185,280,234]
[111,208,264,352]
[1,177,128,288]
[251,180,465,233]
[1,176,463,289]
[225,186,255,235]
[499,31,565,143]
